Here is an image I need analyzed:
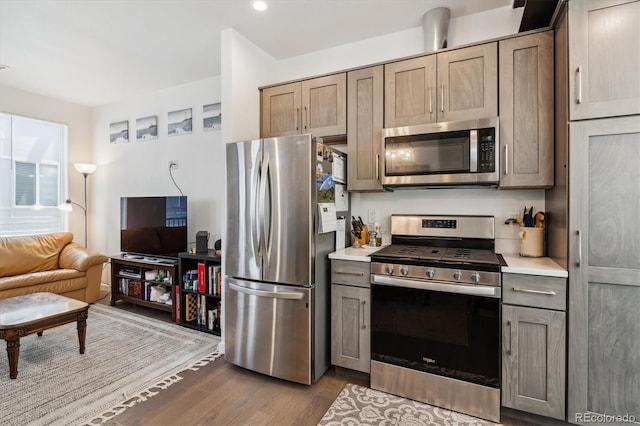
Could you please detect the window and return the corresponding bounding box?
[0,113,68,237]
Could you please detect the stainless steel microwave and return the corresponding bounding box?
[381,117,499,188]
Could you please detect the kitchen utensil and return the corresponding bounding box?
[534,212,545,228]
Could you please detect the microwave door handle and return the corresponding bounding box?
[469,130,478,172]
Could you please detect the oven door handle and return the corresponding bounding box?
[371,275,501,298]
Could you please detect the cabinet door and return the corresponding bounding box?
[499,31,554,188]
[569,0,640,120]
[568,117,640,424]
[347,66,384,191]
[301,73,346,137]
[502,305,566,420]
[384,55,437,127]
[437,42,498,122]
[261,82,301,138]
[331,284,370,373]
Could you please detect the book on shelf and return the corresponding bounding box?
[175,286,181,325]
[207,265,222,296]
[184,269,198,291]
[198,262,205,292]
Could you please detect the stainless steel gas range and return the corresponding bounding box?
[369,215,504,423]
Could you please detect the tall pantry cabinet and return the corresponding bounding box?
[548,1,640,424]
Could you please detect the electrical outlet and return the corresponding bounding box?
[367,209,376,224]
[168,160,178,169]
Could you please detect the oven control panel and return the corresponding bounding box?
[422,219,456,229]
[370,262,501,287]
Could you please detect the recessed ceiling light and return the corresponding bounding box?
[253,1,267,11]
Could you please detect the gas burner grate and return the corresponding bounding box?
[452,249,472,259]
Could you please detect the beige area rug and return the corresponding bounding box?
[319,383,500,426]
[0,303,220,426]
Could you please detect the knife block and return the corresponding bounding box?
[353,225,370,247]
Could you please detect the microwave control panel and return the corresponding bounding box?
[478,128,495,173]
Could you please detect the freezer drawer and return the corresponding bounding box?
[224,277,313,384]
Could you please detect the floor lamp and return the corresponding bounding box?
[60,163,97,247]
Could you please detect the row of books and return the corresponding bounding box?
[182,263,222,296]
[174,289,221,330]
[118,278,171,304]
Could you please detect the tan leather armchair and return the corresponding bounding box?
[0,232,108,303]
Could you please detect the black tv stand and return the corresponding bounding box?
[110,254,178,320]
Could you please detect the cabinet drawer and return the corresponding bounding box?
[331,260,370,288]
[503,273,566,311]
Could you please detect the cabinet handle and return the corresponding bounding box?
[512,287,556,296]
[295,107,299,131]
[361,300,366,329]
[304,106,308,131]
[440,84,445,113]
[335,270,364,276]
[429,87,433,114]
[504,144,509,175]
[576,66,582,104]
[376,154,380,180]
[576,229,582,267]
[507,320,513,355]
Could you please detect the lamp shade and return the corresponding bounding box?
[74,163,97,174]
[58,199,73,212]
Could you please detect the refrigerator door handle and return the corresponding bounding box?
[252,158,262,267]
[260,155,271,263]
[228,282,305,300]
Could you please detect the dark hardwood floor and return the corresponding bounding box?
[97,289,545,426]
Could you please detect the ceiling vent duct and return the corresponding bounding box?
[423,7,451,52]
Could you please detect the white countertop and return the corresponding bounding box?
[328,245,385,262]
[500,253,568,278]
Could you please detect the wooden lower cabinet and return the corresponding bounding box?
[331,283,370,373]
[502,304,566,420]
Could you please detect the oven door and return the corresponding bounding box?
[370,275,500,388]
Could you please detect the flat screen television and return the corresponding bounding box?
[120,196,187,259]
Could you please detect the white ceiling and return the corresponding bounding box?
[0,0,513,107]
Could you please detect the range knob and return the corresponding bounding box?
[471,272,481,283]
[425,269,435,279]
[385,265,394,275]
[400,267,409,276]
[453,270,463,281]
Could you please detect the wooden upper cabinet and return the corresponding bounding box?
[384,55,437,127]
[261,82,302,138]
[499,31,554,189]
[569,0,640,120]
[437,42,498,122]
[384,43,497,128]
[261,74,346,138]
[348,66,384,192]
[302,73,346,137]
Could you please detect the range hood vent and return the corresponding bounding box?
[423,7,450,53]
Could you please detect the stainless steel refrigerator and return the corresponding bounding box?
[224,134,344,385]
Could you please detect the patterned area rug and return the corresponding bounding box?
[318,383,500,426]
[0,303,220,426]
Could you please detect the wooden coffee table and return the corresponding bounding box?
[0,292,89,379]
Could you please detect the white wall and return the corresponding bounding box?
[0,86,93,243]
[271,5,524,82]
[221,29,277,144]
[90,76,223,259]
